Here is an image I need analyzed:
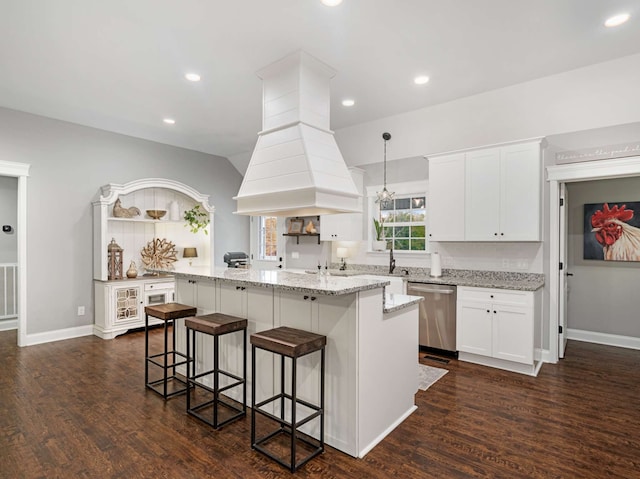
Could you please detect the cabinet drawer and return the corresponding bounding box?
[457,286,530,307]
[144,281,175,292]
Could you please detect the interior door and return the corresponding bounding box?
[249,216,285,270]
[558,183,569,358]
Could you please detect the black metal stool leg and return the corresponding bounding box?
[213,334,219,428]
[144,313,149,387]
[163,318,169,399]
[251,344,256,447]
[290,356,297,473]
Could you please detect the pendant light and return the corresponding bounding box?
[376,132,395,207]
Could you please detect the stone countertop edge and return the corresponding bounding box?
[384,294,423,314]
[164,268,391,296]
[404,275,544,292]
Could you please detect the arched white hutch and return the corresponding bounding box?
[92,178,214,339]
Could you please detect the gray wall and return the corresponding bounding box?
[0,107,248,336]
[566,177,640,338]
[0,176,17,263]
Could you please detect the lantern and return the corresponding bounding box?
[107,238,124,280]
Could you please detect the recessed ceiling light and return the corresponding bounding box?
[321,0,342,6]
[414,75,430,85]
[342,99,355,107]
[185,73,201,82]
[605,13,630,27]
[163,118,176,125]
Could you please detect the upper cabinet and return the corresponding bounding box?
[428,140,542,242]
[427,153,465,241]
[93,178,215,281]
[321,168,364,241]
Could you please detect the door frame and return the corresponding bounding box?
[0,160,30,347]
[547,155,640,362]
[249,216,285,270]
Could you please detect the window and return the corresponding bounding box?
[379,196,426,251]
[259,216,278,260]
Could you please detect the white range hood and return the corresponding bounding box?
[234,51,360,217]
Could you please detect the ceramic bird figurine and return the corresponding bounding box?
[113,198,141,218]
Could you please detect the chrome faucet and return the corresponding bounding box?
[389,247,396,274]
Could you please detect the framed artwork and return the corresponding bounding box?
[288,218,304,234]
[584,202,640,262]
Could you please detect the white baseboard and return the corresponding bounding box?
[24,325,94,346]
[0,318,18,331]
[358,405,417,458]
[567,328,640,351]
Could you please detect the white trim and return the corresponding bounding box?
[424,137,545,160]
[546,155,640,364]
[567,329,640,350]
[23,325,94,346]
[0,319,18,331]
[0,160,30,347]
[357,405,417,458]
[536,348,553,364]
[458,352,541,376]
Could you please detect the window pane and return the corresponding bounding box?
[394,239,409,250]
[411,209,426,222]
[383,226,393,238]
[412,197,425,208]
[395,210,412,222]
[394,226,409,238]
[411,225,425,237]
[380,211,394,222]
[380,200,394,211]
[411,239,426,250]
[395,198,410,209]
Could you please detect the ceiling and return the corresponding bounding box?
[2,0,639,171]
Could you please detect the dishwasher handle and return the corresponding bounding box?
[408,285,455,295]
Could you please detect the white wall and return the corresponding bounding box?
[566,178,640,338]
[336,53,640,167]
[0,107,249,336]
[0,176,17,263]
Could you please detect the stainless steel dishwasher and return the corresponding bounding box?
[407,283,457,352]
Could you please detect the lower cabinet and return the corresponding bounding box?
[457,286,540,371]
[93,277,175,339]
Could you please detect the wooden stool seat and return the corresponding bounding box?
[185,313,247,336]
[250,326,326,358]
[186,313,247,429]
[145,302,197,400]
[145,303,197,321]
[251,326,326,472]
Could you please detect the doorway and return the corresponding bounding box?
[548,155,640,362]
[0,160,29,346]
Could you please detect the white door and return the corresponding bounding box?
[558,183,569,358]
[249,216,285,270]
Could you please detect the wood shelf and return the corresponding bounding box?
[283,233,321,244]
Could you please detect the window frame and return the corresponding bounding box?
[366,180,429,255]
[258,216,278,261]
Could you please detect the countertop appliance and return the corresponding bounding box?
[223,251,249,268]
[407,282,457,353]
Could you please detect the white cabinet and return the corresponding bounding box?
[321,168,364,241]
[457,286,539,370]
[427,153,465,241]
[175,277,216,314]
[465,141,541,241]
[93,277,175,339]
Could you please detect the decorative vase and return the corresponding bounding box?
[126,260,138,279]
[373,240,388,251]
[169,200,180,221]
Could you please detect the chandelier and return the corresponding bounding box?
[376,132,395,207]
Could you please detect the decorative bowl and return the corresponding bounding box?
[146,209,167,220]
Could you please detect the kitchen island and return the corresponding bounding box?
[167,267,421,458]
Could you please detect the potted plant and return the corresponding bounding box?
[184,205,210,234]
[372,218,388,251]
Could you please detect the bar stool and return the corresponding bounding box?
[145,302,196,399]
[185,313,247,429]
[250,326,326,472]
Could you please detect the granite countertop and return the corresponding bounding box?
[165,266,390,296]
[383,293,423,313]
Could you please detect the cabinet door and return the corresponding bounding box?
[320,168,363,241]
[493,305,533,364]
[500,142,541,241]
[465,148,501,240]
[457,300,493,356]
[428,153,465,241]
[113,285,143,324]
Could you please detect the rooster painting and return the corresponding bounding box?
[585,202,640,261]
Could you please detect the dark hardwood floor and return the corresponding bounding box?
[1,329,639,478]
